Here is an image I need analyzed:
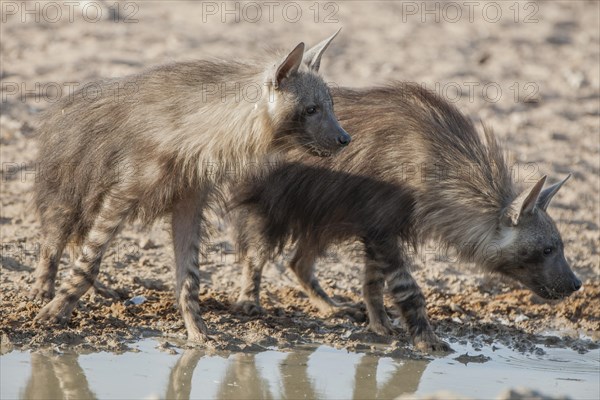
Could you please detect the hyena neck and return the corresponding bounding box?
[160,62,279,184]
[414,128,516,266]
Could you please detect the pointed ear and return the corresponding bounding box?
[273,42,305,89]
[302,28,341,72]
[537,174,570,211]
[506,176,547,225]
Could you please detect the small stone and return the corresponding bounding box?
[138,256,151,266]
[563,69,585,88]
[124,295,146,306]
[450,303,465,314]
[514,314,529,323]
[139,238,157,250]
[454,352,491,365]
[551,132,569,141]
[544,335,561,346]
[546,34,571,45]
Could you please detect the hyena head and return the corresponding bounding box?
[491,174,581,299]
[266,30,351,156]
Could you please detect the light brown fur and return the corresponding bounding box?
[31,34,350,342]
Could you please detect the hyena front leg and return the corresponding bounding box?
[171,190,210,343]
[35,192,131,324]
[289,242,364,320]
[364,237,451,352]
[387,264,450,352]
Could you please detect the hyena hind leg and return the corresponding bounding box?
[232,212,268,316]
[289,243,365,321]
[34,192,131,325]
[363,246,396,336]
[30,210,74,301]
[233,252,267,316]
[30,236,67,302]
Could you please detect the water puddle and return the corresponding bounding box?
[1,339,598,399]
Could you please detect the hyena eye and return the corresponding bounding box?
[305,106,318,115]
[543,247,553,255]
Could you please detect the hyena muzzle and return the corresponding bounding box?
[30,31,350,343]
[232,82,581,353]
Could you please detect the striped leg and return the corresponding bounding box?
[363,239,395,335]
[234,251,267,316]
[30,206,76,301]
[233,212,267,315]
[387,266,450,352]
[172,190,210,343]
[30,232,68,302]
[364,237,451,352]
[289,243,338,314]
[288,242,365,321]
[34,192,130,324]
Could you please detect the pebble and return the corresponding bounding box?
[124,295,147,306]
[450,303,465,314]
[139,238,157,250]
[514,314,529,323]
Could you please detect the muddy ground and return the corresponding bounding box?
[1,1,599,356]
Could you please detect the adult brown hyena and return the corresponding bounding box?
[31,32,350,343]
[233,82,580,352]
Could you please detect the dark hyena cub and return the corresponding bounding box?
[31,32,350,343]
[233,82,581,352]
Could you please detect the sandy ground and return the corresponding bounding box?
[1,1,599,355]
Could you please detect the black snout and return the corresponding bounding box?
[336,132,351,146]
[572,277,582,291]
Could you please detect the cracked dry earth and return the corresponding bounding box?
[1,0,599,357]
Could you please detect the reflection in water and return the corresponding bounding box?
[165,349,203,400]
[353,352,426,399]
[19,345,429,400]
[23,353,96,400]
[281,351,318,399]
[10,341,600,399]
[217,353,273,399]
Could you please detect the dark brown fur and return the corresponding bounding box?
[233,82,580,352]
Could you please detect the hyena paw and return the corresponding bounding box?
[368,321,396,336]
[414,333,453,354]
[329,305,367,323]
[232,300,265,316]
[185,318,212,345]
[33,299,74,326]
[29,283,55,302]
[186,331,213,345]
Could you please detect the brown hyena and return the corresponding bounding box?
[233,82,581,352]
[30,32,351,343]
